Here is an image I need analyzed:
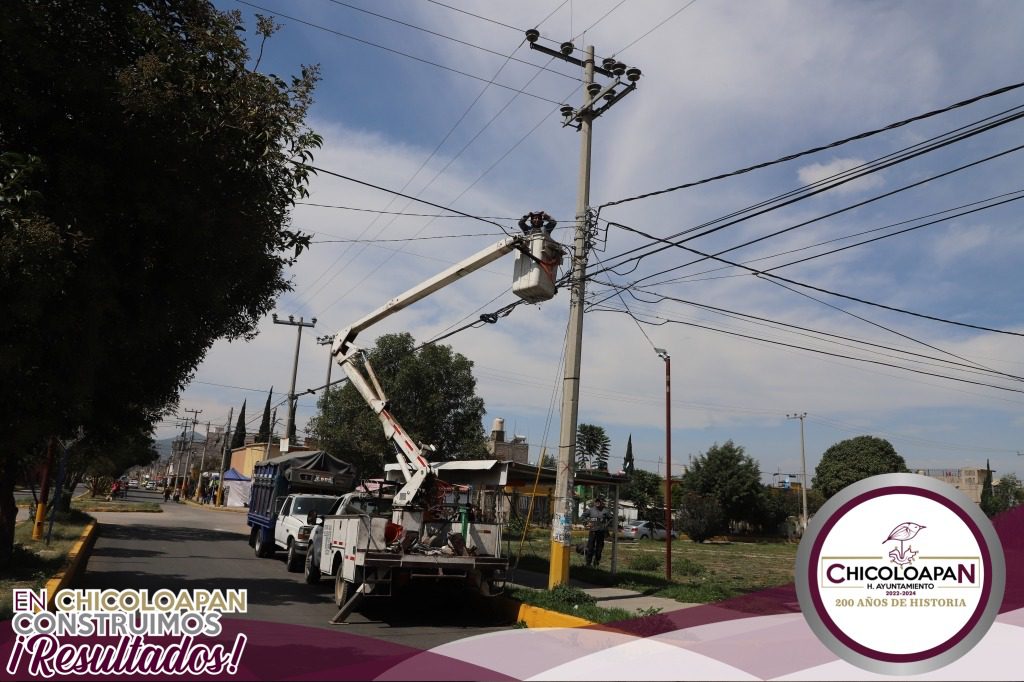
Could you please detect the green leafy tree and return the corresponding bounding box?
[230,401,247,450]
[621,469,663,521]
[676,492,724,543]
[576,423,610,471]
[309,333,487,478]
[993,473,1023,513]
[257,388,273,443]
[0,1,320,565]
[680,441,765,527]
[623,434,635,475]
[539,451,557,468]
[813,436,907,499]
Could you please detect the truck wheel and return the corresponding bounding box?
[334,572,350,607]
[248,527,257,548]
[254,530,272,558]
[304,548,321,585]
[286,540,302,573]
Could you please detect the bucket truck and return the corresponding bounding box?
[311,232,563,622]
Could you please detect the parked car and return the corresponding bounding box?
[128,479,139,488]
[144,481,156,490]
[619,520,678,540]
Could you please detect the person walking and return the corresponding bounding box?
[581,497,613,567]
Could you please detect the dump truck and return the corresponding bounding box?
[318,232,563,621]
[246,450,356,568]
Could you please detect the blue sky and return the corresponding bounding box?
[159,0,1024,483]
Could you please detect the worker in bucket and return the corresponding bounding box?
[518,211,556,236]
[581,497,613,567]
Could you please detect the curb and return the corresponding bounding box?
[44,520,98,610]
[493,596,595,628]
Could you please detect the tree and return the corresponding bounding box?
[676,492,725,543]
[620,469,663,521]
[813,436,907,499]
[576,423,610,471]
[230,401,247,450]
[539,451,557,468]
[308,333,487,478]
[993,473,1023,513]
[623,434,635,475]
[0,1,320,565]
[680,441,765,527]
[256,388,273,443]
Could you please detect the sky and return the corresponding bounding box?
[157,0,1024,485]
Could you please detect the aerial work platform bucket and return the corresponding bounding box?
[512,233,564,303]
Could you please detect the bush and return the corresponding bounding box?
[626,553,662,572]
[677,493,725,542]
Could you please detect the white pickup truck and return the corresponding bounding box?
[274,493,341,572]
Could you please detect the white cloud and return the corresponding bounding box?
[796,158,884,195]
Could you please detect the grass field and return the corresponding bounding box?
[0,509,93,619]
[508,529,798,604]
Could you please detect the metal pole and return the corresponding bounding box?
[788,412,809,530]
[658,350,672,580]
[550,45,595,590]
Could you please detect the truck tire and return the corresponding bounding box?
[248,527,257,548]
[286,539,302,573]
[254,530,272,558]
[304,547,321,585]
[334,572,350,607]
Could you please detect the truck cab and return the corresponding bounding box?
[275,493,342,572]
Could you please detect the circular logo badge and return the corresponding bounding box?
[795,473,1005,674]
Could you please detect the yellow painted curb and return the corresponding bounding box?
[44,520,97,610]
[515,602,595,628]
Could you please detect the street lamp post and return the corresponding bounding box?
[655,347,672,580]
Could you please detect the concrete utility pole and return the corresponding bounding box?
[787,412,809,530]
[273,313,316,451]
[316,334,335,398]
[524,31,641,589]
[655,348,672,579]
[181,409,202,496]
[215,406,234,507]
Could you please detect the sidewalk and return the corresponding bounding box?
[181,498,247,512]
[508,568,699,615]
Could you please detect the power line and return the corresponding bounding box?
[594,129,1024,282]
[602,286,1024,383]
[591,305,1024,395]
[234,0,564,105]
[614,0,699,55]
[310,232,500,244]
[642,189,1024,287]
[295,163,511,232]
[597,79,1024,210]
[290,41,532,308]
[322,0,580,82]
[608,220,1024,338]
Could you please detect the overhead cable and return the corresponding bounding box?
[235,0,564,104]
[598,79,1024,209]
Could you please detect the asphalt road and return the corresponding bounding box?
[80,490,515,650]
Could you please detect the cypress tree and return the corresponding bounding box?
[230,400,247,449]
[257,388,272,443]
[624,434,635,475]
